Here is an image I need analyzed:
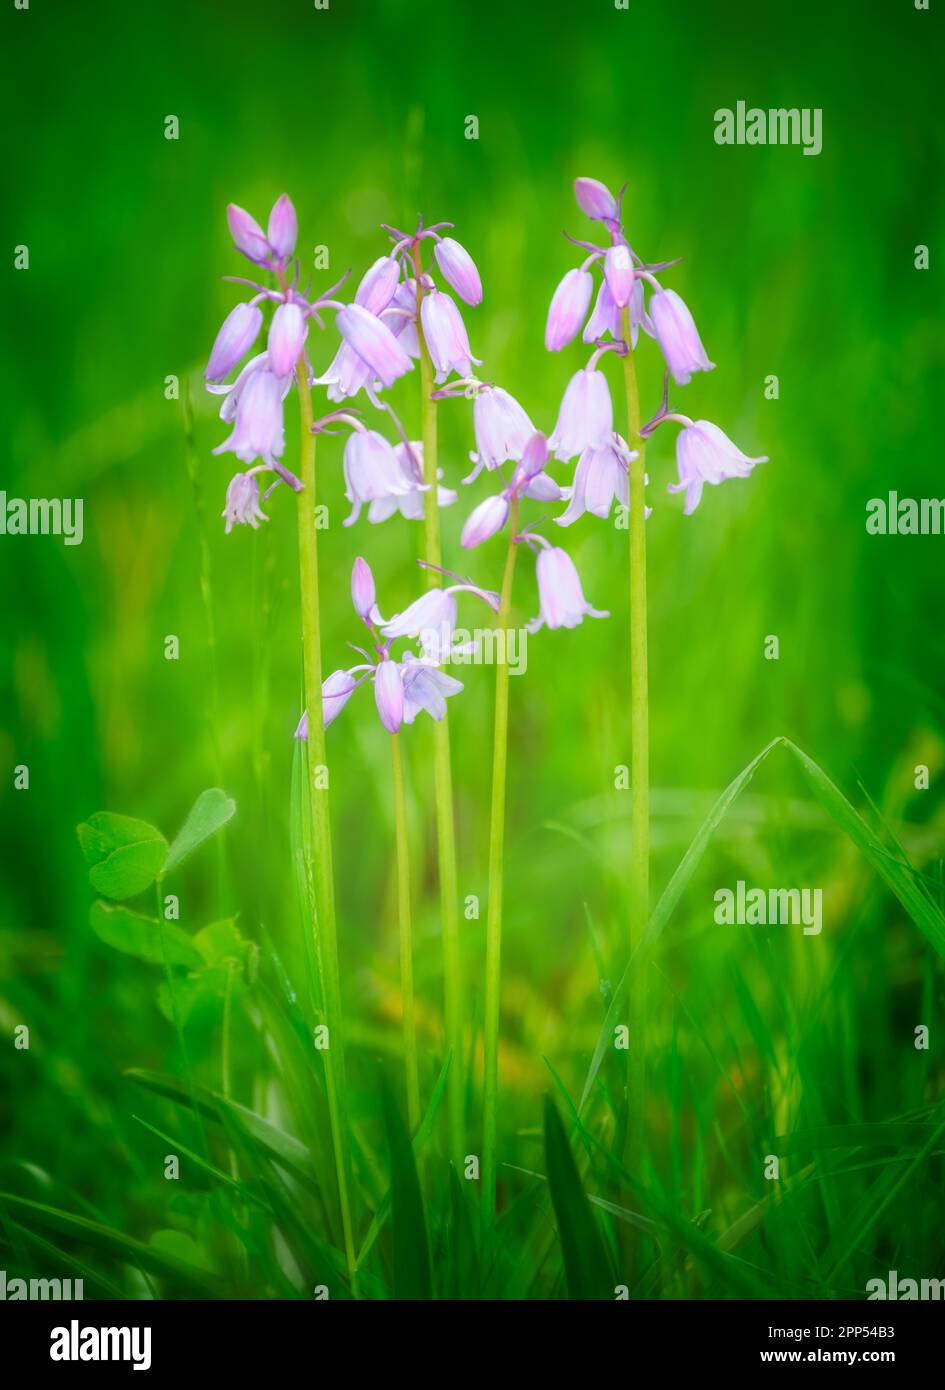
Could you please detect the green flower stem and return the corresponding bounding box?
[620,306,649,1191]
[391,730,421,1132]
[295,366,359,1298]
[481,500,520,1230]
[414,262,465,1170]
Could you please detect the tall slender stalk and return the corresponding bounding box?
[481,500,520,1230]
[391,730,421,1131]
[620,306,649,1190]
[294,365,360,1297]
[414,262,465,1169]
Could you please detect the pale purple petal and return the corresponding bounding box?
[604,243,635,309]
[227,203,271,266]
[434,237,483,307]
[374,659,404,733]
[206,302,264,382]
[471,386,535,469]
[420,290,480,383]
[267,194,298,261]
[461,493,509,548]
[337,304,413,389]
[549,368,613,461]
[267,302,307,377]
[574,177,618,222]
[351,556,376,621]
[356,256,401,315]
[650,289,715,386]
[545,267,593,351]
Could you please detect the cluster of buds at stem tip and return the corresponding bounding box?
[314,213,483,404]
[293,558,498,738]
[544,175,767,515]
[206,191,359,527]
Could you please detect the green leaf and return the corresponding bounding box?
[194,917,258,977]
[89,900,201,967]
[164,788,236,874]
[77,811,168,900]
[543,1096,613,1299]
[380,1072,432,1300]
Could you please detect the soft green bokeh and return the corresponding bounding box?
[1,0,943,1298]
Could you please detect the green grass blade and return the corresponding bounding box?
[0,1192,220,1294]
[543,1096,613,1300]
[380,1072,432,1300]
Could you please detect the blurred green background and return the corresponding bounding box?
[1,0,944,1298]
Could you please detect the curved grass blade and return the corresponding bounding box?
[543,1096,613,1300]
[356,1051,451,1267]
[380,1072,432,1300]
[0,1192,220,1295]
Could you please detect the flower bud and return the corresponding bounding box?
[206,302,263,382]
[574,177,618,222]
[545,267,593,351]
[604,243,635,309]
[267,194,298,261]
[374,660,404,734]
[434,237,483,307]
[461,493,510,549]
[267,302,307,378]
[351,556,377,622]
[226,203,271,266]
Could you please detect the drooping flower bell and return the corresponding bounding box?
[365,442,457,524]
[556,434,646,527]
[400,654,464,724]
[342,428,415,526]
[667,419,767,514]
[222,471,269,533]
[420,290,481,382]
[527,543,609,633]
[213,368,286,469]
[336,303,414,390]
[548,368,614,461]
[649,289,714,386]
[468,385,536,475]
